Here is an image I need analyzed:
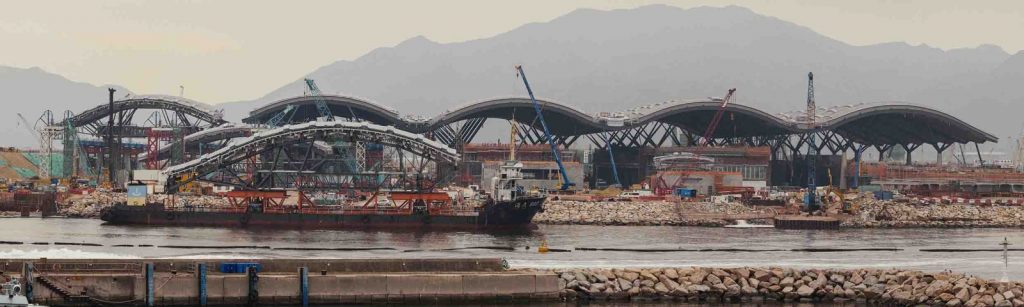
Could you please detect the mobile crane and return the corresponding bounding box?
[514,65,574,190]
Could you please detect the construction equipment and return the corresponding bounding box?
[805,72,819,212]
[265,105,296,127]
[514,65,574,190]
[16,113,50,179]
[699,89,737,146]
[602,133,622,188]
[303,78,341,121]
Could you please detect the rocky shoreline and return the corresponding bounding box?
[534,199,1024,228]
[546,267,1021,306]
[533,200,766,227]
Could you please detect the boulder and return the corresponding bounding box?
[734,268,750,279]
[690,270,708,284]
[797,285,814,297]
[939,292,956,302]
[560,272,575,281]
[658,275,680,290]
[754,270,771,281]
[780,277,795,287]
[687,284,710,292]
[950,288,966,298]
[622,271,640,281]
[654,282,669,294]
[664,268,678,280]
[849,273,864,284]
[706,274,722,285]
[640,270,658,281]
[670,286,689,297]
[618,278,633,291]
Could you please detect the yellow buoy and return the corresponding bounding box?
[538,240,549,253]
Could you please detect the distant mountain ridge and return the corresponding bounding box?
[4,4,1023,149]
[219,5,1020,145]
[0,66,130,147]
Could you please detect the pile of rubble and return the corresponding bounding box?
[59,191,231,218]
[550,266,1023,306]
[844,200,1024,228]
[533,200,757,226]
[60,191,126,217]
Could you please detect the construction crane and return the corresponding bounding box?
[515,65,574,190]
[16,113,50,179]
[265,78,340,127]
[602,133,622,188]
[805,72,819,212]
[700,89,736,146]
[304,78,345,121]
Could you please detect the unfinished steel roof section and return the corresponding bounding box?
[244,95,406,129]
[628,100,800,138]
[60,95,226,128]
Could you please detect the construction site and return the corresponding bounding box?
[0,70,1014,229]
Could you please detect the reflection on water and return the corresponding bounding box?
[0,218,1021,280]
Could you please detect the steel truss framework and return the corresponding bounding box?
[164,122,460,193]
[571,121,968,164]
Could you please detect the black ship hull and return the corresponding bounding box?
[99,197,545,230]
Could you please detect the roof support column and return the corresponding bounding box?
[902,143,921,166]
[852,144,867,189]
[932,142,953,165]
[874,144,893,162]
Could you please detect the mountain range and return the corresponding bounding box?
[3,4,1023,150]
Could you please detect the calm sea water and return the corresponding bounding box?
[0,218,1021,280]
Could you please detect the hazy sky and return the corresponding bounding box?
[2,0,1022,103]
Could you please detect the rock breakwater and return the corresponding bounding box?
[550,267,1023,306]
[846,201,1024,228]
[533,200,760,226]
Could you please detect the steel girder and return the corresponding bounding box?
[163,121,458,192]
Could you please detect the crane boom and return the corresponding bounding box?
[699,89,736,146]
[805,72,819,211]
[17,113,50,179]
[514,65,574,190]
[304,78,343,121]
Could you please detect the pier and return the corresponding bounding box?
[0,258,559,306]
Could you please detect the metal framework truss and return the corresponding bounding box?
[164,122,460,193]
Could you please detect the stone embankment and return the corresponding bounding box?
[536,199,1024,228]
[533,200,763,226]
[845,201,1024,228]
[551,267,1022,306]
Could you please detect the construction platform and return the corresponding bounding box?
[773,215,841,230]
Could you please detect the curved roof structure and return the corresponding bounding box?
[242,95,995,146]
[61,95,225,127]
[165,121,459,178]
[626,100,801,138]
[244,95,408,129]
[816,103,996,145]
[427,97,609,135]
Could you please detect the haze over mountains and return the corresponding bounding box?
[3,5,1024,148]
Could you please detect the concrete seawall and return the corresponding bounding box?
[0,258,559,306]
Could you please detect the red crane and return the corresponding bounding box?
[700,88,737,146]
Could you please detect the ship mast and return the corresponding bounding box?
[509,118,517,161]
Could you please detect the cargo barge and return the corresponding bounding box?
[100,161,546,230]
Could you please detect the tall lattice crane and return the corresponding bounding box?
[515,65,574,190]
[265,78,340,127]
[16,113,50,179]
[700,89,737,146]
[805,72,819,211]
